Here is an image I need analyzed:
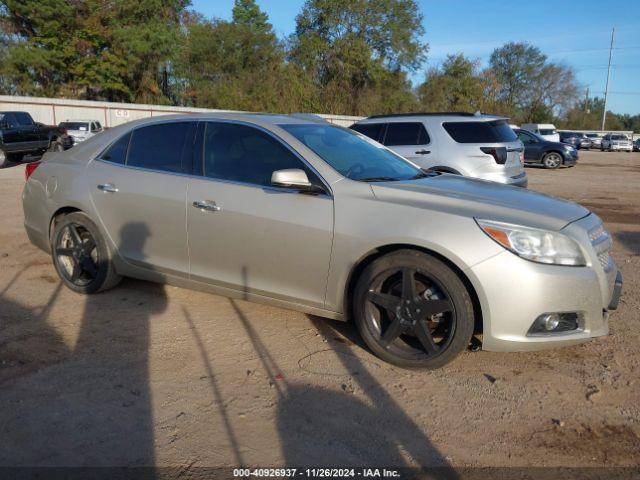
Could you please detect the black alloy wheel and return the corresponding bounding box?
[354,250,474,369]
[51,212,121,294]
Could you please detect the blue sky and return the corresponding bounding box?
[192,0,640,115]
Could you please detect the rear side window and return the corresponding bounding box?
[127,122,196,173]
[100,132,131,164]
[539,129,556,135]
[15,112,34,126]
[443,120,518,143]
[350,123,385,142]
[203,122,312,187]
[384,122,430,146]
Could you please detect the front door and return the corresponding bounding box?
[87,121,196,276]
[187,121,334,308]
[516,130,541,162]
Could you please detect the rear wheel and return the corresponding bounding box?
[542,152,562,169]
[353,250,474,369]
[51,212,121,294]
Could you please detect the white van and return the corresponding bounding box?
[521,123,559,142]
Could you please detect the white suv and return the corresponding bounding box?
[350,112,527,187]
[600,133,633,152]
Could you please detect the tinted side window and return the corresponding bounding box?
[203,122,310,187]
[100,132,131,165]
[15,112,34,126]
[0,113,18,128]
[127,122,195,173]
[516,131,535,144]
[350,123,384,142]
[443,120,518,143]
[384,122,430,146]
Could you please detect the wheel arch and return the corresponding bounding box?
[49,206,83,239]
[343,243,484,334]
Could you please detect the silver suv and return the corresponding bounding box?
[351,112,527,187]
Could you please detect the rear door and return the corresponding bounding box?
[382,122,433,167]
[87,121,196,276]
[186,121,334,308]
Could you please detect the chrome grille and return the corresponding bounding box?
[589,223,613,272]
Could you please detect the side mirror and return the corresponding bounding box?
[271,169,325,194]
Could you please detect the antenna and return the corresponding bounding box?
[601,27,615,131]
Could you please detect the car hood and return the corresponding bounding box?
[370,174,590,231]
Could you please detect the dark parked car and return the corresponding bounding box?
[514,128,578,169]
[559,131,591,149]
[634,139,640,152]
[0,111,72,167]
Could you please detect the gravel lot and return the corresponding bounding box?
[1,151,639,469]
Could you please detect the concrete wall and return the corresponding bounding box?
[0,95,363,128]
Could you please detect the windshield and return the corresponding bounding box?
[611,135,628,140]
[59,122,89,131]
[585,133,597,138]
[281,124,422,181]
[539,129,557,135]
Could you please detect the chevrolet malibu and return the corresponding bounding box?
[22,114,623,369]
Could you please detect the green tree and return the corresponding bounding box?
[417,54,485,112]
[0,0,188,102]
[232,0,270,33]
[175,6,318,112]
[289,0,426,115]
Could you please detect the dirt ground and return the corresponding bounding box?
[1,151,639,470]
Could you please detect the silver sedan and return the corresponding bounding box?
[22,113,623,369]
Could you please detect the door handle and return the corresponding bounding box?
[97,183,118,193]
[415,150,431,155]
[192,200,221,212]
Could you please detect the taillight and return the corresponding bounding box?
[480,147,507,164]
[25,161,41,181]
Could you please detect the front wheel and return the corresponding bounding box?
[542,152,562,169]
[51,212,122,294]
[353,250,475,369]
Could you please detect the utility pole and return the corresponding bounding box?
[585,87,590,113]
[601,27,615,131]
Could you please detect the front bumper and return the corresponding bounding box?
[468,214,620,352]
[563,149,578,165]
[469,252,619,352]
[611,145,633,151]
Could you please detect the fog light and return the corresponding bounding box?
[542,314,560,331]
[527,312,583,336]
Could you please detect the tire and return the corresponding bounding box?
[51,212,122,294]
[542,152,562,169]
[48,139,64,152]
[353,249,475,369]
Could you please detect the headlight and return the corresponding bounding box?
[476,219,586,266]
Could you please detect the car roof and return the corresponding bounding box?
[356,112,509,123]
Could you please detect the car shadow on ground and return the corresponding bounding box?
[0,222,165,470]
[614,231,640,256]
